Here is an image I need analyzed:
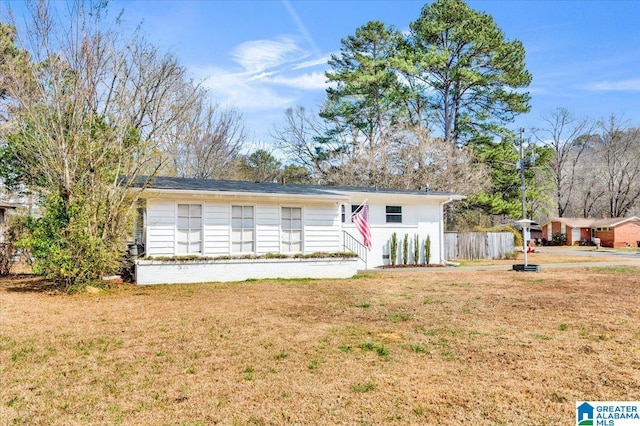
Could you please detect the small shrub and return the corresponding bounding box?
[413,233,420,264]
[552,232,567,246]
[402,233,409,265]
[265,252,287,259]
[424,234,431,265]
[390,233,398,265]
[19,194,124,292]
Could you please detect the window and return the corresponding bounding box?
[134,205,145,245]
[386,205,402,223]
[232,205,254,253]
[281,207,302,252]
[177,204,202,254]
[342,204,362,223]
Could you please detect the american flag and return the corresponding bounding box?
[352,202,372,250]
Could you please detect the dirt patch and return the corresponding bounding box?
[1,264,639,424]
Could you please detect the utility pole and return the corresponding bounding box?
[520,127,526,220]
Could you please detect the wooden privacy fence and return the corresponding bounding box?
[444,232,515,260]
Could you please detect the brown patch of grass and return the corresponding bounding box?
[1,266,639,424]
[457,250,631,266]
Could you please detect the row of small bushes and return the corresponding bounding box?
[389,233,431,266]
[142,251,358,262]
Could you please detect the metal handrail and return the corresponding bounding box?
[343,230,367,268]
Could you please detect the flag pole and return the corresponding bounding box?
[350,199,368,219]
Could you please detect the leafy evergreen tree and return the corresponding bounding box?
[406,0,531,145]
[322,21,407,148]
[466,134,553,223]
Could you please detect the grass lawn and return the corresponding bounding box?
[1,261,639,424]
[455,250,606,267]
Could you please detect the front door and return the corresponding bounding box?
[571,227,580,245]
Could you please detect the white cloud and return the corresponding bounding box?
[190,35,331,112]
[583,79,640,92]
[291,56,330,70]
[264,72,328,90]
[198,67,295,111]
[231,36,306,74]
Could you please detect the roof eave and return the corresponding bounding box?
[138,187,350,201]
[332,189,466,201]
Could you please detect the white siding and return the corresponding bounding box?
[342,200,444,268]
[142,193,448,269]
[256,204,280,254]
[304,205,342,252]
[146,200,175,256]
[203,202,229,255]
[145,199,343,257]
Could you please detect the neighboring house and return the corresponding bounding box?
[131,177,464,284]
[542,217,640,247]
[515,221,542,244]
[0,202,17,243]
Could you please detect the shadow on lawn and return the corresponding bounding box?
[0,274,63,293]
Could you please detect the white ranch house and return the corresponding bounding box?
[131,177,463,284]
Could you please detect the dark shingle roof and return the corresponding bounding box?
[131,176,460,198]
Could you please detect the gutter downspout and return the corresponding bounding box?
[440,197,454,264]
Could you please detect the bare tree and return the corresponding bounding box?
[389,128,489,194]
[571,151,606,218]
[164,98,245,179]
[274,105,410,188]
[532,108,594,217]
[0,1,203,287]
[273,105,487,193]
[272,105,337,179]
[593,117,640,217]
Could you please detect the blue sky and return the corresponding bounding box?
[8,0,640,144]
